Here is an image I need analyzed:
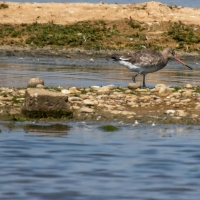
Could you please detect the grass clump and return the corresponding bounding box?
[0,3,9,9]
[0,21,113,50]
[166,22,200,44]
[99,124,120,132]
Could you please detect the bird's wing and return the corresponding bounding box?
[111,54,132,61]
[129,50,164,67]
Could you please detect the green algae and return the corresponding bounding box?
[99,124,120,132]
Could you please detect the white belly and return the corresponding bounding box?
[119,60,140,72]
[118,60,163,74]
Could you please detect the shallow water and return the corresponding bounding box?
[0,55,199,88]
[1,121,200,200]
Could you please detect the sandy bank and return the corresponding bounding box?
[1,1,200,25]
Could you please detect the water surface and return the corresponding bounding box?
[1,121,200,200]
[0,55,199,88]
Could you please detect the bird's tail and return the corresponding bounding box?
[111,54,120,61]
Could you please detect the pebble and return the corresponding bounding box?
[83,99,95,106]
[80,107,94,113]
[61,89,71,94]
[182,90,192,98]
[185,84,193,88]
[27,77,44,88]
[128,82,141,89]
[165,110,176,114]
[176,110,188,117]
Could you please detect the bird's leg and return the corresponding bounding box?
[142,74,146,88]
[132,73,139,83]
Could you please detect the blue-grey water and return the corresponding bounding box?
[6,0,200,8]
[1,121,200,200]
[0,55,199,88]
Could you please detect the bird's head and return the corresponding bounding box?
[162,47,193,70]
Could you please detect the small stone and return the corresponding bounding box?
[170,98,180,103]
[176,110,188,117]
[181,98,191,103]
[139,95,151,101]
[18,89,26,95]
[91,86,100,90]
[80,107,94,113]
[36,84,44,89]
[166,87,175,93]
[68,97,82,102]
[182,90,192,98]
[69,87,80,94]
[171,92,182,98]
[185,84,193,88]
[27,77,44,88]
[83,99,95,106]
[128,82,141,89]
[97,89,110,95]
[195,104,200,110]
[158,87,168,97]
[191,114,198,118]
[61,89,71,94]
[151,88,159,92]
[121,111,136,115]
[104,104,116,110]
[155,84,166,89]
[72,105,80,110]
[165,110,176,114]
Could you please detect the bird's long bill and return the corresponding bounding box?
[174,57,193,70]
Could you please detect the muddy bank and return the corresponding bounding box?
[0,46,199,59]
[1,82,200,125]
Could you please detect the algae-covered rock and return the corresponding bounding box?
[22,88,72,118]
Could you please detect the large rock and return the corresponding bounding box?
[22,88,72,118]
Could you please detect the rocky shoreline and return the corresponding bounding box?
[1,77,200,125]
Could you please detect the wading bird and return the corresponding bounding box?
[111,47,193,87]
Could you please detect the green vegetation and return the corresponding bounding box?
[0,21,113,50]
[1,20,200,52]
[0,3,8,9]
[99,124,120,132]
[166,22,200,44]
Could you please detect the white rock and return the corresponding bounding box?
[185,84,193,88]
[61,89,71,94]
[128,82,141,89]
[91,86,100,90]
[155,84,166,89]
[165,110,176,114]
